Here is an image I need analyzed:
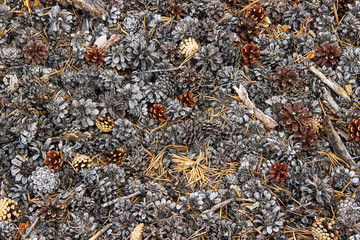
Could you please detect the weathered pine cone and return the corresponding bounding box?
[271,66,300,93]
[294,126,318,150]
[314,42,341,68]
[179,92,198,109]
[23,41,49,65]
[279,101,312,134]
[269,162,289,182]
[96,114,115,133]
[36,195,66,221]
[72,154,93,172]
[107,145,127,163]
[348,118,360,143]
[85,46,106,66]
[311,217,338,240]
[0,198,20,222]
[241,44,260,64]
[149,104,168,122]
[245,5,266,24]
[44,150,64,170]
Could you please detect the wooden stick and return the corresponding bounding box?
[202,198,255,215]
[101,191,142,208]
[88,223,112,240]
[132,66,185,75]
[22,217,39,240]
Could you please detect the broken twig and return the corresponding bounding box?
[88,223,113,240]
[202,198,256,215]
[22,217,39,240]
[101,191,142,208]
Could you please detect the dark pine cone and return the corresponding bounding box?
[245,5,266,24]
[279,101,312,134]
[348,118,360,143]
[241,43,260,64]
[269,161,289,182]
[337,0,355,17]
[44,150,64,170]
[294,126,318,150]
[314,42,341,68]
[96,114,115,133]
[149,104,168,122]
[224,0,248,7]
[107,145,127,163]
[0,198,21,222]
[179,92,198,109]
[271,66,300,93]
[36,195,66,221]
[236,16,259,41]
[85,46,106,66]
[167,3,185,21]
[23,41,49,65]
[72,154,92,172]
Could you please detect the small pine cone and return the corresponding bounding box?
[23,41,49,65]
[179,38,199,58]
[167,4,185,21]
[72,154,92,172]
[85,46,106,66]
[36,195,66,222]
[44,150,64,170]
[236,16,259,41]
[241,44,260,64]
[271,66,300,93]
[0,198,20,222]
[96,114,115,133]
[245,5,266,24]
[314,42,341,68]
[348,118,360,142]
[149,104,168,122]
[269,161,289,182]
[179,92,198,109]
[312,217,338,240]
[294,126,318,150]
[337,0,355,16]
[279,101,312,133]
[107,145,127,163]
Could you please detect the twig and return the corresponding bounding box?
[88,223,113,240]
[132,66,185,74]
[310,66,350,101]
[322,87,340,114]
[22,217,39,240]
[202,198,255,215]
[323,115,359,172]
[101,191,142,208]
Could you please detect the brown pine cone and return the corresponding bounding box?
[149,104,168,122]
[348,118,360,142]
[72,154,92,172]
[245,5,266,24]
[294,126,318,150]
[85,46,106,66]
[107,145,127,163]
[314,42,341,68]
[241,43,260,64]
[271,66,300,93]
[279,101,312,133]
[167,3,185,21]
[23,41,49,65]
[0,198,21,222]
[236,16,259,41]
[269,162,289,182]
[96,114,114,133]
[36,195,66,221]
[179,92,198,109]
[44,150,64,170]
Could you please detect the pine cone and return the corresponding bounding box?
[44,150,64,170]
[337,0,355,16]
[96,114,114,133]
[179,38,199,58]
[269,162,289,182]
[107,145,127,163]
[179,92,198,109]
[314,42,341,68]
[271,66,300,92]
[149,104,168,122]
[36,195,66,221]
[23,41,49,65]
[245,5,266,24]
[279,101,312,133]
[294,126,318,150]
[224,0,247,6]
[241,43,260,64]
[72,154,92,172]
[0,198,20,222]
[348,118,360,142]
[312,217,338,240]
[85,46,106,66]
[236,16,259,41]
[167,3,185,21]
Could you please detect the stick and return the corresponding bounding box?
[322,87,340,114]
[202,198,255,215]
[323,115,359,172]
[88,223,113,240]
[132,66,185,74]
[22,217,39,240]
[101,191,142,208]
[310,66,350,101]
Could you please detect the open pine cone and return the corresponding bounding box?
[245,5,266,24]
[279,101,312,133]
[36,195,66,221]
[85,46,106,66]
[271,66,300,93]
[241,44,260,64]
[149,104,168,122]
[0,198,21,222]
[44,150,64,170]
[23,41,49,65]
[269,162,289,182]
[314,42,341,68]
[348,118,360,143]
